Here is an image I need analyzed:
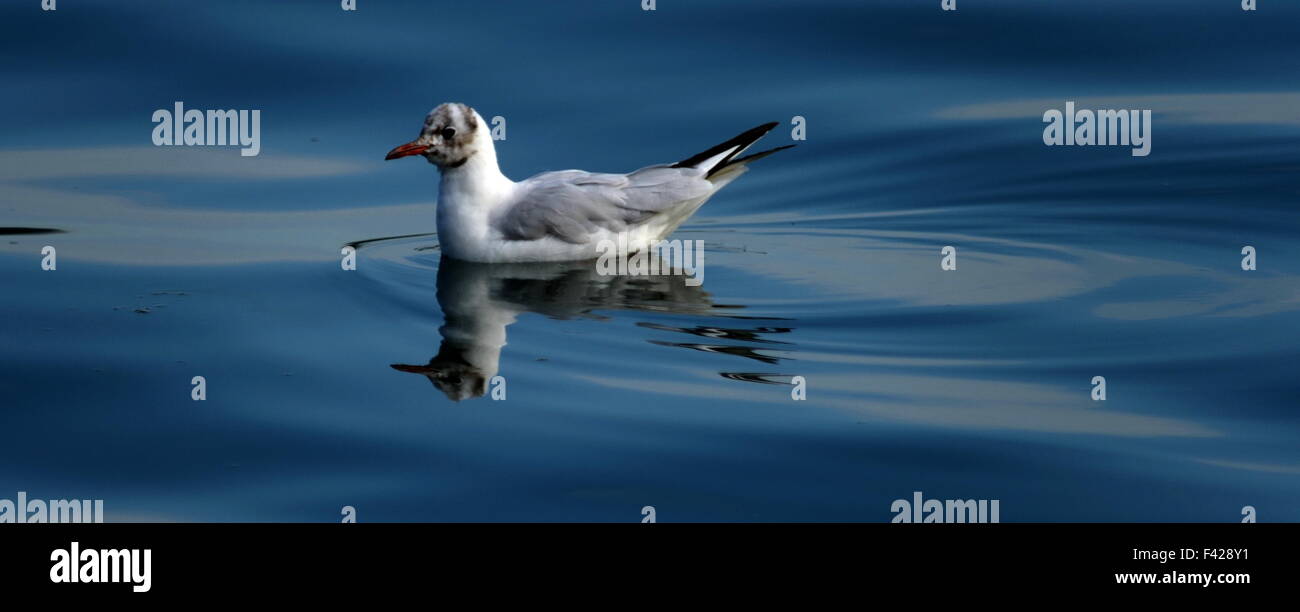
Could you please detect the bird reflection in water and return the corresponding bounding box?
[390,256,793,401]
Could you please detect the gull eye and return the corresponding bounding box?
[440,127,456,140]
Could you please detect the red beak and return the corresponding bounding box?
[385,141,429,160]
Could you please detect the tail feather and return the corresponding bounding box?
[672,121,792,179]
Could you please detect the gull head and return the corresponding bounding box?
[385,102,487,169]
[391,354,490,402]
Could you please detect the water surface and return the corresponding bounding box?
[2,0,1298,521]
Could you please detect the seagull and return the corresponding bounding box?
[385,103,793,263]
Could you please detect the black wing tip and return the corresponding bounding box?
[732,121,781,143]
[672,120,783,170]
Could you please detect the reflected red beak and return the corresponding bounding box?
[385,142,429,160]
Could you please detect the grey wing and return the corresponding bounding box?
[495,166,714,244]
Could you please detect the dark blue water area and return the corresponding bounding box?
[2,0,1299,521]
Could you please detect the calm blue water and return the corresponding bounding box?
[2,0,1298,521]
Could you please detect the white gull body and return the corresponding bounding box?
[385,103,792,263]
